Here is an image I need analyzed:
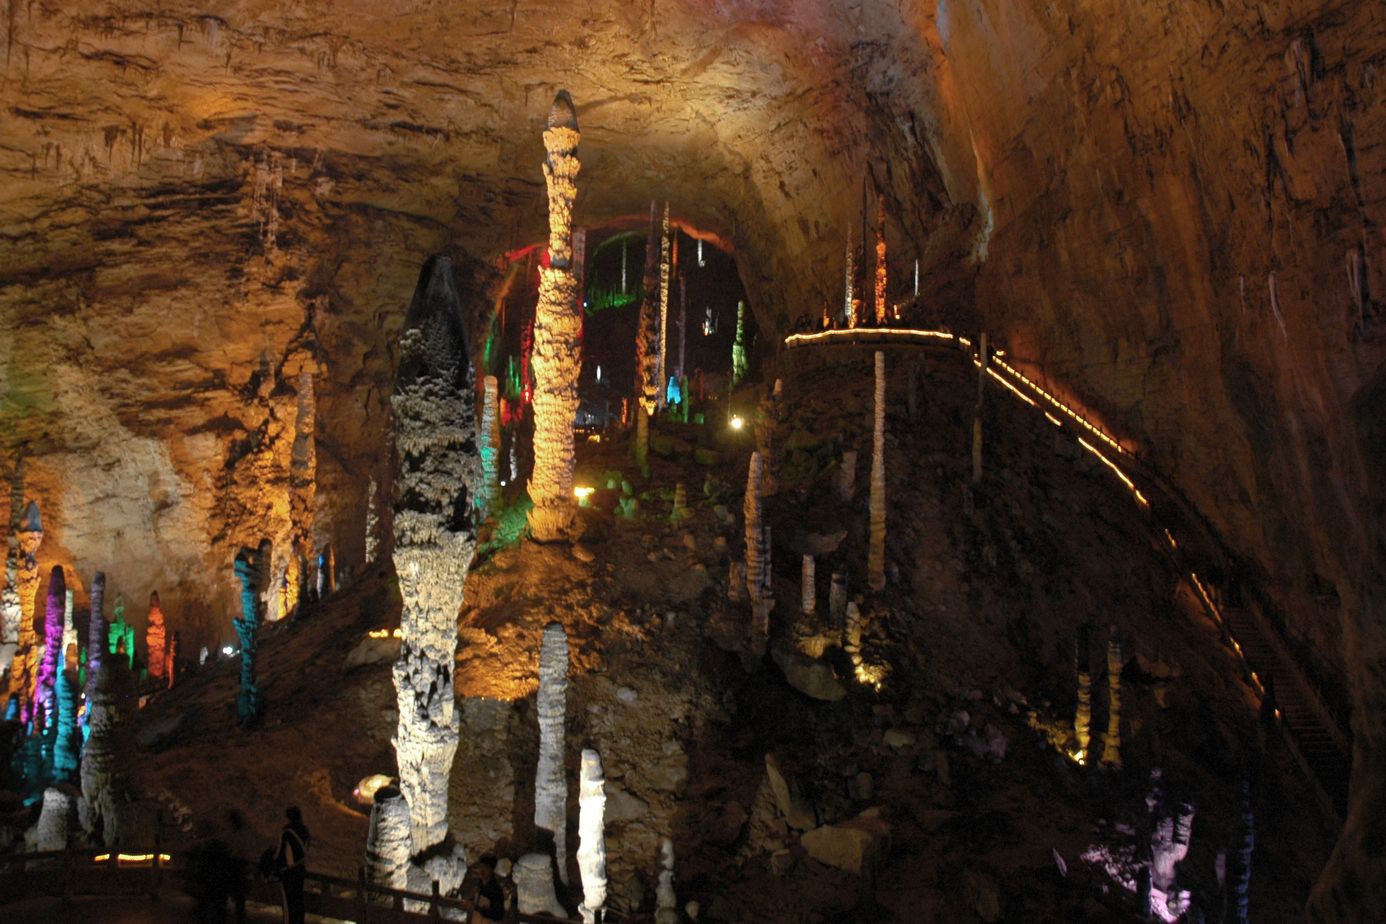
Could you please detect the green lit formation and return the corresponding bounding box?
[732,300,748,387]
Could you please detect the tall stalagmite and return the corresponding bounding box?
[656,203,671,407]
[1101,628,1123,768]
[81,642,134,847]
[364,477,379,567]
[843,225,855,327]
[0,462,24,680]
[52,667,80,782]
[7,502,42,714]
[145,592,167,683]
[478,375,501,519]
[731,300,748,387]
[365,786,412,889]
[535,621,570,882]
[1074,626,1092,763]
[33,566,65,730]
[745,452,772,652]
[577,748,608,924]
[633,201,661,469]
[867,352,887,592]
[233,542,270,724]
[391,255,480,855]
[801,555,815,615]
[528,91,583,542]
[83,572,106,733]
[873,196,887,324]
[288,371,317,613]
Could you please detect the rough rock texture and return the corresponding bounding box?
[0,1,1384,914]
[731,300,748,388]
[801,554,815,615]
[527,92,583,542]
[365,786,412,890]
[232,542,269,724]
[656,203,672,408]
[1073,626,1092,762]
[83,571,107,730]
[6,503,42,713]
[634,201,661,469]
[364,477,380,568]
[1101,628,1122,769]
[390,256,479,854]
[287,370,318,613]
[33,565,66,729]
[30,786,76,853]
[80,644,134,851]
[514,852,567,918]
[0,464,26,678]
[51,666,81,782]
[535,621,570,882]
[744,452,772,652]
[576,748,608,924]
[868,352,886,591]
[477,377,501,521]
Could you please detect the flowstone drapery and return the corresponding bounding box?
[536,622,570,882]
[528,91,583,542]
[7,501,42,715]
[145,592,167,683]
[577,748,608,924]
[867,352,887,592]
[634,201,661,469]
[391,255,480,857]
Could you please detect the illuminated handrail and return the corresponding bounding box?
[784,327,959,347]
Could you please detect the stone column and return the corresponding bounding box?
[80,649,134,847]
[364,477,379,567]
[528,91,583,542]
[288,370,317,614]
[0,462,24,679]
[801,555,815,615]
[145,592,167,683]
[365,786,412,889]
[656,203,671,408]
[829,572,847,624]
[843,225,855,327]
[1101,627,1122,769]
[535,622,570,882]
[515,852,567,917]
[83,572,106,733]
[1074,625,1092,764]
[1226,781,1254,924]
[391,255,480,856]
[634,201,661,470]
[868,352,887,591]
[577,748,607,924]
[655,837,678,924]
[31,786,75,852]
[745,452,773,652]
[52,667,79,782]
[873,196,887,324]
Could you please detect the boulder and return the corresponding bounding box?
[343,634,400,669]
[764,754,816,830]
[771,648,847,702]
[800,808,891,876]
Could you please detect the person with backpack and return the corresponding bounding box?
[275,805,310,924]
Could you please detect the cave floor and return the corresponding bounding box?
[122,345,1334,923]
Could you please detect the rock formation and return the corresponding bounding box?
[732,300,748,387]
[744,452,773,652]
[634,201,661,470]
[1226,781,1254,924]
[30,786,75,853]
[801,555,815,615]
[515,852,567,918]
[0,462,25,680]
[6,501,42,716]
[867,352,887,592]
[842,226,855,327]
[390,255,479,856]
[478,375,501,520]
[33,565,65,730]
[233,542,270,725]
[535,622,570,882]
[672,482,688,521]
[1101,627,1122,769]
[656,203,671,408]
[829,572,847,624]
[577,748,608,924]
[528,91,583,542]
[145,591,167,683]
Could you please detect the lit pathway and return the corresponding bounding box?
[0,895,306,923]
[785,325,1352,819]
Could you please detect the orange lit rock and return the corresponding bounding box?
[145,592,167,682]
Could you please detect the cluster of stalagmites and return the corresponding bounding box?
[379,254,479,896]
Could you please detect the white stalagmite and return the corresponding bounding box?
[801,555,815,615]
[0,461,24,679]
[843,224,855,326]
[655,837,678,924]
[390,255,480,856]
[1101,627,1122,768]
[62,589,76,669]
[31,786,75,852]
[365,787,413,889]
[80,645,134,847]
[515,852,567,917]
[634,202,660,469]
[536,622,570,882]
[868,351,887,591]
[528,90,583,541]
[745,453,773,652]
[577,748,608,924]
[364,477,379,567]
[7,501,42,713]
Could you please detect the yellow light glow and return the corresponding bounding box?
[1163,529,1179,550]
[94,853,171,864]
[991,356,1127,455]
[587,433,602,443]
[729,415,744,431]
[1077,437,1149,508]
[984,365,1037,407]
[573,485,595,506]
[784,328,958,347]
[1044,412,1063,427]
[366,628,403,639]
[1067,747,1087,766]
